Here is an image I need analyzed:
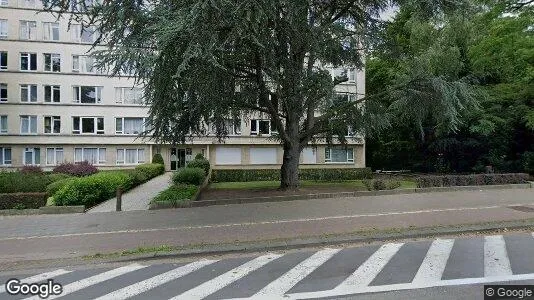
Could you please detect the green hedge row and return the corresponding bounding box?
[173,168,206,185]
[416,173,530,188]
[151,184,198,207]
[0,172,71,193]
[211,168,373,182]
[0,193,47,210]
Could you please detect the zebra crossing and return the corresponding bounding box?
[2,232,534,300]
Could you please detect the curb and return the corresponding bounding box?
[193,183,532,207]
[0,205,85,216]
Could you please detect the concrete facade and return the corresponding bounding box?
[0,2,365,171]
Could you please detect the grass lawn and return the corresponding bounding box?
[210,180,417,190]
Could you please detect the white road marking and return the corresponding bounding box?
[412,239,454,283]
[170,254,282,300]
[484,235,513,277]
[93,260,217,300]
[334,243,403,289]
[253,248,341,297]
[3,203,530,241]
[23,264,146,300]
[0,269,71,294]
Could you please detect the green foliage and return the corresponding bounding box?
[416,173,530,188]
[187,158,210,175]
[0,172,52,193]
[0,192,47,210]
[173,168,206,186]
[152,153,165,165]
[194,153,205,160]
[46,177,78,195]
[363,179,402,191]
[211,168,372,182]
[151,184,198,207]
[135,163,165,179]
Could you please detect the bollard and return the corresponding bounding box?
[116,187,122,211]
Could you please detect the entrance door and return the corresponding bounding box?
[170,148,186,171]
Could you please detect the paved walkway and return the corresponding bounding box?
[88,172,174,213]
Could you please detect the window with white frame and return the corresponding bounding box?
[71,0,101,12]
[0,115,7,133]
[115,117,145,135]
[70,24,98,43]
[20,84,37,102]
[23,147,40,165]
[20,52,37,71]
[19,20,37,40]
[0,51,7,70]
[332,68,356,82]
[73,86,102,103]
[20,115,37,134]
[44,116,60,133]
[72,116,104,134]
[115,87,143,104]
[0,83,6,102]
[0,1,7,7]
[44,53,60,72]
[250,119,275,136]
[44,85,60,102]
[325,146,354,163]
[210,119,241,135]
[116,148,145,165]
[43,22,59,41]
[46,147,64,165]
[0,19,8,39]
[20,0,37,8]
[72,55,99,73]
[0,147,12,165]
[74,147,106,164]
[332,93,356,107]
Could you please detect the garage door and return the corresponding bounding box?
[250,147,277,164]
[215,147,242,165]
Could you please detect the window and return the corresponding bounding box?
[44,85,60,102]
[0,115,7,133]
[71,0,101,12]
[0,51,6,70]
[332,93,356,107]
[21,0,37,8]
[23,147,40,165]
[215,147,242,165]
[43,22,59,41]
[72,116,104,134]
[74,147,106,165]
[70,24,98,43]
[72,55,99,73]
[325,147,354,163]
[115,87,144,105]
[250,119,275,136]
[44,116,60,133]
[44,53,60,72]
[46,148,64,165]
[332,68,356,82]
[19,21,37,40]
[210,119,241,135]
[0,147,12,165]
[20,53,37,71]
[0,19,7,39]
[0,83,6,102]
[115,117,145,135]
[0,1,7,6]
[20,84,37,102]
[73,86,102,103]
[20,115,37,133]
[250,147,277,164]
[116,148,145,165]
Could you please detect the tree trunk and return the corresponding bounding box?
[280,142,301,190]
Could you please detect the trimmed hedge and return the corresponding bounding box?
[152,153,164,165]
[0,172,67,193]
[53,161,98,177]
[187,158,210,175]
[0,193,47,210]
[211,168,372,182]
[173,168,205,186]
[135,163,165,179]
[363,179,401,191]
[416,173,530,188]
[46,177,78,195]
[151,184,198,207]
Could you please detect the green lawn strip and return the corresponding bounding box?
[210,180,416,190]
[150,184,198,206]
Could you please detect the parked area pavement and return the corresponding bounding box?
[1,232,533,299]
[88,172,174,213]
[1,188,534,266]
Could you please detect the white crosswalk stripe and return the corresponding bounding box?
[334,243,404,289]
[170,253,282,300]
[93,260,217,300]
[22,264,146,300]
[484,235,513,277]
[0,269,71,294]
[412,239,454,283]
[253,248,341,297]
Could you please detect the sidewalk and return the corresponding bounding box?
[88,172,173,212]
[0,188,533,264]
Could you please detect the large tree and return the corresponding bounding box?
[45,0,480,189]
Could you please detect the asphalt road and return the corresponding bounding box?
[1,232,534,299]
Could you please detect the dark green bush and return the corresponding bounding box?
[173,168,205,186]
[135,163,165,179]
[0,172,52,193]
[126,169,149,186]
[152,153,164,165]
[187,158,210,175]
[0,193,47,210]
[46,177,78,195]
[195,153,205,160]
[47,173,72,182]
[416,173,530,188]
[211,168,372,182]
[20,165,44,174]
[151,184,198,207]
[363,179,400,191]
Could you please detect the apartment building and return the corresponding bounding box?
[0,1,366,172]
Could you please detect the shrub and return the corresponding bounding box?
[363,179,400,191]
[46,173,72,183]
[0,192,47,210]
[194,153,205,160]
[53,162,98,177]
[20,165,43,174]
[152,153,164,165]
[385,180,402,190]
[416,173,530,188]
[173,168,205,185]
[211,168,372,182]
[151,184,198,207]
[0,172,51,193]
[46,177,78,195]
[126,169,150,187]
[135,163,165,179]
[187,158,210,175]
